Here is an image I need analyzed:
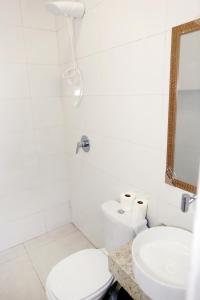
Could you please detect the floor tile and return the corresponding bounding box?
[24,223,77,252]
[0,255,46,300]
[0,244,26,265]
[0,223,94,298]
[25,227,94,284]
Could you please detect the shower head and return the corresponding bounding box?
[46,1,85,18]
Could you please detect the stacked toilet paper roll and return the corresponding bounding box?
[132,198,148,220]
[131,198,148,234]
[119,193,148,234]
[120,193,148,215]
[119,193,136,211]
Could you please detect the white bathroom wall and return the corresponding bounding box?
[57,0,200,247]
[0,0,70,251]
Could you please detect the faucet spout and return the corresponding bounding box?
[181,193,197,212]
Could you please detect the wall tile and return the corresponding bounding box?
[63,96,85,132]
[55,16,66,31]
[82,95,168,149]
[77,33,166,95]
[66,153,83,183]
[0,100,32,133]
[38,180,70,210]
[24,28,58,64]
[20,0,56,30]
[31,98,63,128]
[57,25,72,64]
[81,0,104,10]
[0,132,36,174]
[0,26,26,63]
[0,0,22,26]
[0,0,70,251]
[34,127,65,155]
[157,201,194,231]
[0,153,40,196]
[28,65,61,97]
[0,213,46,252]
[0,189,43,223]
[77,0,166,58]
[44,202,71,232]
[71,161,114,247]
[60,0,197,246]
[166,0,200,29]
[38,153,68,185]
[0,64,29,99]
[86,136,165,192]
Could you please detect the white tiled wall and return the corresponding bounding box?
[57,0,200,247]
[0,0,70,251]
[1,0,199,252]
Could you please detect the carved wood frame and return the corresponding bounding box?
[166,18,200,194]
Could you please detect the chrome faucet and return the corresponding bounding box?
[181,193,197,212]
[76,135,90,154]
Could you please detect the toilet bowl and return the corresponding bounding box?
[46,200,145,300]
[46,249,114,300]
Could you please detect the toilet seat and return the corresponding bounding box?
[46,249,114,300]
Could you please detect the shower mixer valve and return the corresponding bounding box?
[76,136,90,154]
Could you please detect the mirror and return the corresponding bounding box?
[166,19,200,194]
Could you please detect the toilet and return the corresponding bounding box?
[46,249,114,300]
[46,200,143,300]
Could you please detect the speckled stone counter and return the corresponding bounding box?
[108,242,150,300]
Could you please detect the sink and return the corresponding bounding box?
[132,226,192,300]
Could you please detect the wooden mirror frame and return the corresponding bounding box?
[166,18,200,194]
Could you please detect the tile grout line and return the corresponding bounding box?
[22,243,46,290]
[58,29,170,63]
[21,225,80,293]
[72,223,97,249]
[0,23,57,32]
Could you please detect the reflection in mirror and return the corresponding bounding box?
[174,31,200,187]
[166,19,200,193]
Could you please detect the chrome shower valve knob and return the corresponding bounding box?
[76,136,90,154]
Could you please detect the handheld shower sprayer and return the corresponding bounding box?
[46,1,85,107]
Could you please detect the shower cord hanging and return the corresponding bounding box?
[62,18,84,107]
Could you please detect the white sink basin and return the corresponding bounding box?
[132,226,192,300]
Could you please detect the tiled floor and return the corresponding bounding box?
[0,224,94,300]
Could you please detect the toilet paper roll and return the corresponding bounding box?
[120,193,136,211]
[131,198,148,235]
[132,198,148,222]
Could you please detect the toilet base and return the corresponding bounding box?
[102,282,133,300]
[46,282,111,300]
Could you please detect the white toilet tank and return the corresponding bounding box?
[101,200,136,253]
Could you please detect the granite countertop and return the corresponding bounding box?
[108,242,150,300]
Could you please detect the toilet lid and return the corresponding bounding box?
[46,249,113,300]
